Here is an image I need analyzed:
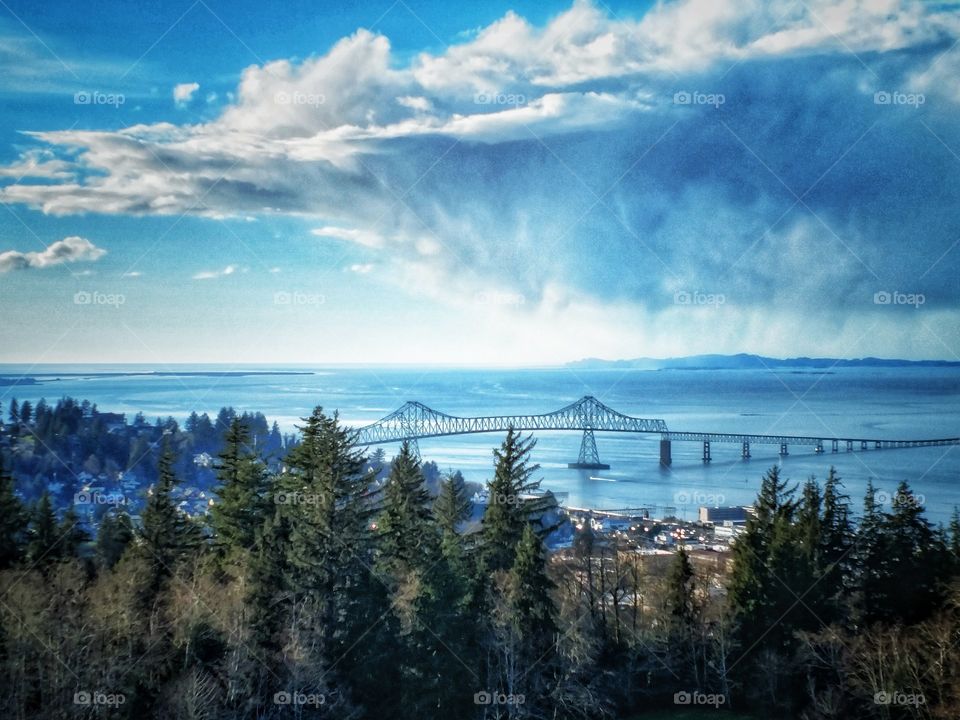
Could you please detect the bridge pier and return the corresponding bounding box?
[815,440,824,454]
[861,441,868,450]
[741,441,751,459]
[780,442,789,456]
[659,439,672,466]
[702,441,711,463]
[847,440,853,452]
[568,428,610,470]
[832,439,839,453]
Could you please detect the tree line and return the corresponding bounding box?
[1,406,959,718]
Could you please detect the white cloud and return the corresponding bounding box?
[173,82,200,105]
[192,264,238,280]
[312,226,384,248]
[122,271,143,278]
[0,236,106,273]
[348,263,374,274]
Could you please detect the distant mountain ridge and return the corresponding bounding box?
[567,353,960,370]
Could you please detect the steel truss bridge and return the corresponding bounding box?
[352,396,959,468]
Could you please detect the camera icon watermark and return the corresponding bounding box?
[674,290,726,307]
[474,690,525,706]
[874,690,925,706]
[873,290,924,308]
[874,90,924,108]
[674,490,725,506]
[274,90,325,108]
[74,90,125,108]
[673,90,725,108]
[674,690,726,707]
[874,489,925,508]
[273,690,325,706]
[74,491,126,506]
[74,690,126,706]
[473,92,526,107]
[74,290,126,308]
[275,491,319,506]
[273,290,325,306]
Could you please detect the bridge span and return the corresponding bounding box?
[352,396,959,468]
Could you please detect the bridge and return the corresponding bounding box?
[352,396,960,468]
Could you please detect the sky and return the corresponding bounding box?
[0,0,959,365]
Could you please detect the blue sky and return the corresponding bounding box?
[1,0,959,364]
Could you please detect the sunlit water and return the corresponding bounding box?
[3,365,959,524]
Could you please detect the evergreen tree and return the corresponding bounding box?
[278,407,382,713]
[96,510,134,570]
[664,545,703,687]
[139,445,201,593]
[26,492,61,569]
[481,428,549,573]
[434,470,471,538]
[58,505,89,559]
[18,400,32,425]
[7,398,17,424]
[818,467,854,622]
[884,481,941,624]
[209,417,270,557]
[0,463,26,569]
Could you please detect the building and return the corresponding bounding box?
[699,506,751,524]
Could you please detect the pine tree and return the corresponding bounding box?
[26,492,61,570]
[7,398,17,424]
[811,467,854,625]
[727,467,798,656]
[664,545,702,687]
[375,442,444,719]
[58,505,89,559]
[0,463,26,569]
[278,407,382,711]
[96,510,134,570]
[19,400,32,425]
[481,428,550,574]
[139,445,201,593]
[852,479,889,626]
[504,523,557,703]
[884,481,941,624]
[209,417,270,557]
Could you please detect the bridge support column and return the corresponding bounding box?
[780,443,789,456]
[847,440,853,452]
[659,439,672,467]
[741,441,751,459]
[702,441,711,463]
[568,428,610,469]
[815,441,824,454]
[861,441,868,450]
[832,439,839,453]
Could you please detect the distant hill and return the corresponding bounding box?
[566,353,960,370]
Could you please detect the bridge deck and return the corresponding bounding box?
[353,395,958,450]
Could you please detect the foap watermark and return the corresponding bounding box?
[474,690,525,706]
[475,290,525,307]
[675,490,725,506]
[674,90,725,108]
[74,690,126,707]
[674,690,726,708]
[274,90,325,108]
[74,290,125,308]
[74,90,125,108]
[273,690,326,706]
[873,290,925,308]
[674,290,726,307]
[273,290,325,306]
[874,91,925,108]
[474,91,526,107]
[874,489,925,509]
[874,690,925,707]
[275,491,319,506]
[74,491,126,506]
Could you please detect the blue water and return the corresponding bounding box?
[2,365,959,524]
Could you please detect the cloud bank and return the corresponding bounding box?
[2,0,960,359]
